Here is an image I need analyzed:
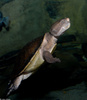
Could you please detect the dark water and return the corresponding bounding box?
[0,0,87,100]
[0,0,13,7]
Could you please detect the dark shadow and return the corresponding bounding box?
[12,63,87,99]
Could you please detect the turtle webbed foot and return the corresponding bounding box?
[43,51,61,63]
[52,57,61,63]
[7,75,23,96]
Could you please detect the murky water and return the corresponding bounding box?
[0,0,87,100]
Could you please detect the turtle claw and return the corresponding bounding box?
[7,84,15,96]
[54,57,61,63]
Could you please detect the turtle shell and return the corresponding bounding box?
[11,36,43,78]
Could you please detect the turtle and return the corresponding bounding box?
[7,18,70,96]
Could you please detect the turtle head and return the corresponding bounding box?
[50,18,70,38]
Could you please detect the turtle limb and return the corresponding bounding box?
[7,72,33,96]
[43,51,61,63]
[7,75,23,96]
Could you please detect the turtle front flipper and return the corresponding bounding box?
[43,51,61,63]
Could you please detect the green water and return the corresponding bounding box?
[0,0,86,55]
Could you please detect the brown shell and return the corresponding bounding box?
[11,36,43,78]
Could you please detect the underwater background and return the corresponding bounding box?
[0,0,87,100]
[0,0,87,56]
